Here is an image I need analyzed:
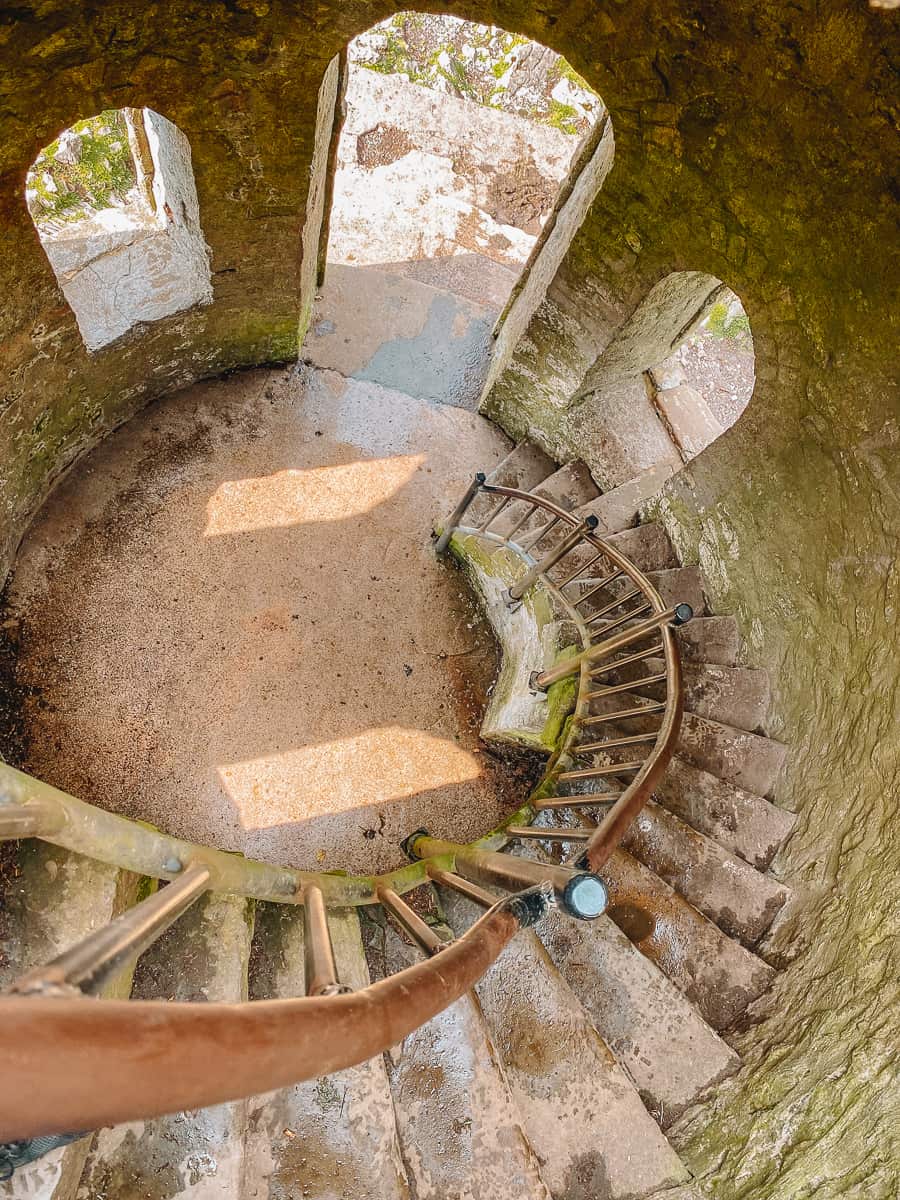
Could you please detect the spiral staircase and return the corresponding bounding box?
[0,386,797,1200]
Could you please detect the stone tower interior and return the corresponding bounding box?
[0,3,897,1199]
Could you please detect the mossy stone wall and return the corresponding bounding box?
[0,3,897,1195]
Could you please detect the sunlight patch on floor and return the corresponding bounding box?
[218,726,484,831]
[204,453,427,536]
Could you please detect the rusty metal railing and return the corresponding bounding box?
[437,477,690,871]
[0,471,687,1155]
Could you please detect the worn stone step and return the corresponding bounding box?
[581,699,787,799]
[468,439,556,527]
[605,523,678,572]
[675,615,740,666]
[0,842,145,1200]
[646,566,707,616]
[493,459,600,543]
[574,461,676,535]
[603,656,771,732]
[653,758,795,871]
[77,889,255,1200]
[602,848,776,1031]
[678,712,787,798]
[543,912,739,1128]
[244,904,409,1200]
[532,896,739,1128]
[441,893,690,1199]
[374,920,552,1200]
[620,800,789,946]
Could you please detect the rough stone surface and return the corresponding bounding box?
[304,262,495,409]
[374,922,552,1200]
[537,903,740,1128]
[620,800,788,946]
[245,905,409,1200]
[576,461,676,535]
[653,758,795,873]
[5,366,527,875]
[0,3,895,1194]
[602,848,776,1032]
[328,68,577,277]
[77,891,255,1200]
[443,895,690,1198]
[38,110,212,351]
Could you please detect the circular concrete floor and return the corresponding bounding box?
[4,364,532,873]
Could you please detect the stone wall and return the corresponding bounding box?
[0,3,897,1195]
[39,110,212,350]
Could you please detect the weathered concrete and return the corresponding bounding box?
[37,110,212,351]
[443,894,690,1198]
[602,848,775,1032]
[303,262,495,409]
[376,922,552,1200]
[0,843,144,1200]
[0,3,895,1194]
[6,365,524,874]
[76,891,255,1200]
[328,67,577,276]
[539,904,740,1128]
[653,758,796,872]
[245,905,410,1200]
[620,801,788,947]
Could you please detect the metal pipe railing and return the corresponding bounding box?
[303,885,350,996]
[8,863,210,997]
[378,886,446,956]
[506,515,598,605]
[533,604,693,690]
[408,833,608,920]
[0,798,65,840]
[434,473,486,553]
[1,890,551,1142]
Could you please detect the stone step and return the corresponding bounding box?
[531,898,740,1129]
[244,904,409,1200]
[605,523,678,572]
[602,848,776,1031]
[0,843,145,1200]
[441,893,690,1199]
[620,800,789,946]
[580,699,788,799]
[468,439,556,527]
[601,656,771,732]
[678,712,787,798]
[653,758,795,871]
[548,518,678,595]
[492,459,600,542]
[303,261,497,410]
[77,889,256,1200]
[574,461,676,535]
[675,615,740,666]
[646,566,707,616]
[375,920,552,1200]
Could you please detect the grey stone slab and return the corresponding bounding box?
[244,905,409,1200]
[376,923,552,1200]
[620,800,789,946]
[77,891,255,1200]
[653,758,796,871]
[442,894,690,1199]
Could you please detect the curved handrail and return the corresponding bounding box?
[0,474,686,1151]
[0,893,538,1141]
[446,481,686,869]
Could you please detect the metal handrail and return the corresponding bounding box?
[0,472,686,1151]
[445,479,687,870]
[0,889,549,1142]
